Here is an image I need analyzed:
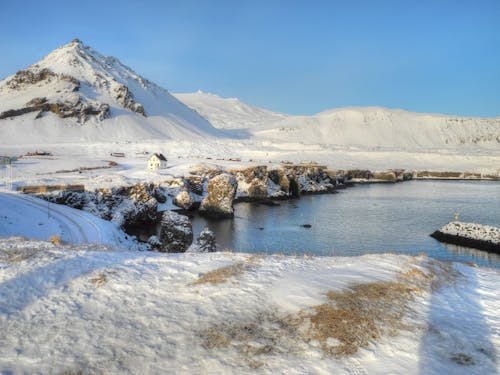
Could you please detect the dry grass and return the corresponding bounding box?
[303,280,418,356]
[200,261,456,365]
[193,262,248,285]
[89,273,107,287]
[89,270,116,287]
[49,235,62,245]
[0,248,39,262]
[193,256,260,285]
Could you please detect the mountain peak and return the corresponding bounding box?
[0,40,220,138]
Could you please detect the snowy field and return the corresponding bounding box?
[0,238,498,374]
[1,141,499,192]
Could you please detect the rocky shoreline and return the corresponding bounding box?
[32,164,498,253]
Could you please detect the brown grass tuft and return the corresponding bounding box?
[305,280,417,356]
[199,262,455,363]
[193,262,249,285]
[89,273,107,287]
[49,235,62,245]
[193,256,261,285]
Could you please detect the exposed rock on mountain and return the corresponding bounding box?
[0,39,224,142]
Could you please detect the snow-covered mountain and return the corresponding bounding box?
[1,40,498,151]
[174,91,287,130]
[175,91,500,151]
[0,39,223,144]
[254,107,500,151]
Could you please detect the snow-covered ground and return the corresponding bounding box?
[1,141,499,194]
[439,222,500,245]
[0,239,498,374]
[0,189,141,250]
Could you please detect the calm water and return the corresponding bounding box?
[191,180,500,268]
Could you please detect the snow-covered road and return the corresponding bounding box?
[0,190,139,249]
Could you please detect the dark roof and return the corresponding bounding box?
[153,153,167,161]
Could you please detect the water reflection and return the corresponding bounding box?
[442,243,500,264]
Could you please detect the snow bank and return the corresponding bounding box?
[0,239,498,374]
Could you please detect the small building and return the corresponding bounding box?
[148,153,167,170]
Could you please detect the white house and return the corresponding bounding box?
[147,153,167,170]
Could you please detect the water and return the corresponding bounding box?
[191,180,500,268]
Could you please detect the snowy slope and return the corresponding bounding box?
[0,190,140,250]
[173,91,500,151]
[0,240,498,374]
[174,90,287,130]
[0,39,224,144]
[254,107,500,151]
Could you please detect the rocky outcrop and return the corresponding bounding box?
[0,96,110,123]
[431,222,500,253]
[159,211,193,252]
[345,169,413,183]
[39,182,162,230]
[268,168,290,196]
[199,173,238,218]
[232,166,269,201]
[188,228,216,253]
[372,171,398,182]
[283,164,336,194]
[113,82,146,116]
[346,170,374,180]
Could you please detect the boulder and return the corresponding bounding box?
[174,190,195,210]
[199,173,237,218]
[232,166,269,200]
[372,171,397,182]
[159,211,193,253]
[268,168,290,196]
[188,228,217,253]
[147,235,162,250]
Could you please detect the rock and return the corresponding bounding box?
[372,171,397,182]
[199,173,237,218]
[184,176,205,196]
[232,166,269,200]
[188,228,216,253]
[152,186,167,203]
[346,170,374,180]
[283,165,334,194]
[113,83,146,116]
[159,211,193,253]
[174,190,195,210]
[268,168,290,196]
[147,235,162,250]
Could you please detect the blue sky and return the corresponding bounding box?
[1,0,499,116]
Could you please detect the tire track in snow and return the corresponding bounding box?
[4,193,93,244]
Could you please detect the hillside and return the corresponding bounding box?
[175,91,500,151]
[0,40,224,144]
[174,90,287,130]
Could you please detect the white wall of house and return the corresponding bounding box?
[147,155,167,170]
